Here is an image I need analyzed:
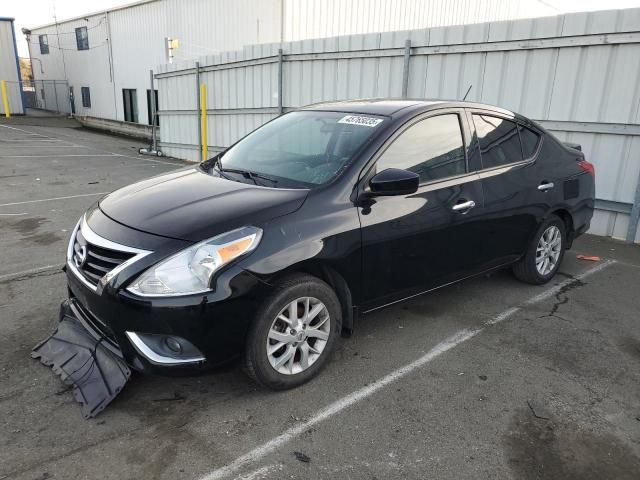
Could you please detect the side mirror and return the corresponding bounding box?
[369,168,419,196]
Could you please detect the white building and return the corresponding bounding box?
[26,0,559,127]
[0,17,25,115]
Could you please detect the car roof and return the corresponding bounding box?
[298,98,517,118]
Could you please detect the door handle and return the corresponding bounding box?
[538,182,555,192]
[452,200,476,213]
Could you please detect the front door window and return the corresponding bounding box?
[377,114,466,183]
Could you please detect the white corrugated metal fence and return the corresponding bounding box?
[156,8,640,242]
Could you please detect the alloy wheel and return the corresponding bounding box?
[536,225,562,276]
[266,296,331,375]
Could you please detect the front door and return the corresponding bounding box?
[359,110,484,309]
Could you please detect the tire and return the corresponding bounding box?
[513,214,566,285]
[243,273,342,390]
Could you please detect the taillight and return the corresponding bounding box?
[578,159,595,177]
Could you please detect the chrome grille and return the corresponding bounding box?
[67,217,151,292]
[72,228,136,286]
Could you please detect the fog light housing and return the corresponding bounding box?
[164,336,183,354]
[125,332,205,366]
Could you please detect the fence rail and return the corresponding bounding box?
[21,80,71,114]
[155,9,640,242]
[0,80,71,115]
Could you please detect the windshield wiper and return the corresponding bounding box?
[218,167,279,186]
[211,156,279,185]
[212,158,234,182]
[245,171,279,185]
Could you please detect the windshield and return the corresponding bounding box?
[215,111,385,187]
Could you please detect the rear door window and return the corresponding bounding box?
[518,125,541,158]
[377,113,466,183]
[473,114,523,169]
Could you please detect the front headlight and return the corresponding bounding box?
[127,226,262,297]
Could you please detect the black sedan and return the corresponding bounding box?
[34,100,595,415]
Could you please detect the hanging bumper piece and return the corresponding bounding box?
[31,302,131,418]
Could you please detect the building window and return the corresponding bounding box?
[81,87,91,108]
[75,27,89,50]
[38,35,49,54]
[123,89,138,123]
[146,89,159,126]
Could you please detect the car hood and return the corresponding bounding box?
[99,167,309,242]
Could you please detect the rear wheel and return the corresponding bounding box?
[513,215,566,285]
[243,274,341,390]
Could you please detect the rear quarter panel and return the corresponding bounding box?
[536,133,595,234]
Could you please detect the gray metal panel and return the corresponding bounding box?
[282,0,558,41]
[0,19,24,114]
[549,131,640,205]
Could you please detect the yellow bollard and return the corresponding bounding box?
[1,80,10,118]
[200,84,208,161]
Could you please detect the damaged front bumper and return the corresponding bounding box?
[31,300,131,418]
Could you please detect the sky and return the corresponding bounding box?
[3,0,640,58]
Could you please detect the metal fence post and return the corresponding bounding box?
[401,39,411,98]
[149,70,158,151]
[66,81,72,114]
[200,84,208,161]
[278,48,284,115]
[53,81,60,113]
[195,61,203,162]
[627,176,640,242]
[1,80,10,118]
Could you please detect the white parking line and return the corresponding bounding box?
[111,153,185,167]
[0,124,50,137]
[0,192,108,207]
[198,259,617,480]
[1,139,67,142]
[0,153,184,166]
[485,306,520,325]
[237,464,281,480]
[119,162,176,169]
[0,264,63,282]
[0,154,121,158]
[2,145,85,148]
[523,259,614,304]
[0,123,185,166]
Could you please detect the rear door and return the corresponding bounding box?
[359,109,485,308]
[467,110,542,268]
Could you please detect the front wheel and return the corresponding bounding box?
[513,215,566,285]
[243,274,342,390]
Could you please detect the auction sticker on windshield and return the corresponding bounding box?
[338,115,384,127]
